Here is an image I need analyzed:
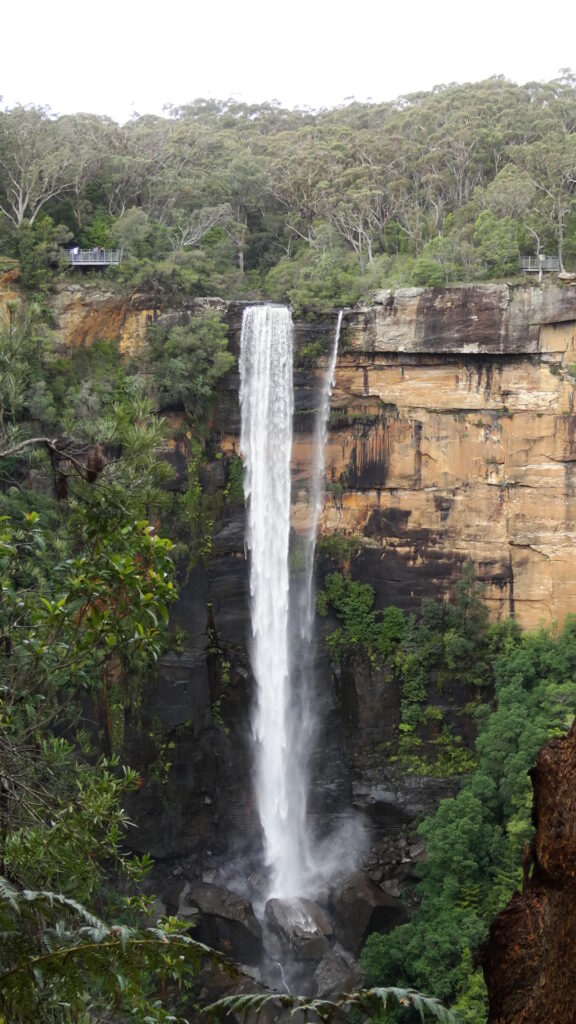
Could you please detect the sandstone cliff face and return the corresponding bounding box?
[50,282,159,355]
[291,284,576,630]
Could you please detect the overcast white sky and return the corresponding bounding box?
[2,0,575,122]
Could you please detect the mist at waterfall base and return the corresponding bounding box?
[239,306,366,912]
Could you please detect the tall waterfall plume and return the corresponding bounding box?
[240,306,351,900]
[240,305,301,897]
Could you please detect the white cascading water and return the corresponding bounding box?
[240,305,298,897]
[300,309,343,638]
[240,306,343,899]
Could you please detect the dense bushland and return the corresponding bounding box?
[3,74,576,311]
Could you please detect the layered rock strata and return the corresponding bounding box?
[299,284,576,629]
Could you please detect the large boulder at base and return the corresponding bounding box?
[264,897,333,960]
[183,882,262,965]
[330,871,408,955]
[313,944,364,997]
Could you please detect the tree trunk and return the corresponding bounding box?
[558,213,566,273]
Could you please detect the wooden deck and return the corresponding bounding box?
[67,249,122,267]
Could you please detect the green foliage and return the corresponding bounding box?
[207,985,456,1023]
[17,216,71,292]
[361,614,576,1016]
[0,299,54,445]
[113,256,203,301]
[2,752,148,899]
[145,310,234,421]
[48,338,128,424]
[265,244,369,316]
[318,572,405,662]
[3,79,576,305]
[319,563,491,784]
[111,208,153,254]
[391,728,476,778]
[295,340,325,367]
[169,451,214,569]
[473,210,520,277]
[396,564,491,726]
[0,300,136,453]
[0,505,176,839]
[224,454,245,503]
[0,876,220,1023]
[315,531,361,567]
[0,392,196,1019]
[79,212,115,250]
[412,255,451,287]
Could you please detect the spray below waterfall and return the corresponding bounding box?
[240,306,352,901]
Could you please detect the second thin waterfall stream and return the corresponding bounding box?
[240,305,343,900]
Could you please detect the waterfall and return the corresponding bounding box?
[300,310,343,638]
[240,306,343,900]
[240,305,300,897]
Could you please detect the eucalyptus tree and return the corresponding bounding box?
[56,112,116,230]
[100,114,176,220]
[509,133,576,270]
[266,126,344,244]
[0,106,78,228]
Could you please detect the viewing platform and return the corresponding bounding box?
[519,256,560,273]
[67,249,122,267]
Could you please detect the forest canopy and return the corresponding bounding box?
[3,73,576,309]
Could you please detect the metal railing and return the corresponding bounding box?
[519,256,560,273]
[67,249,122,266]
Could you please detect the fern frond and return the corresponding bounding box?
[0,877,18,911]
[206,991,294,1019]
[205,986,457,1023]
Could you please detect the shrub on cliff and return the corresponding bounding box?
[317,571,405,662]
[145,309,234,423]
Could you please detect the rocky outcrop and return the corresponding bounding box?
[313,946,363,997]
[329,871,407,955]
[296,284,576,630]
[0,267,20,310]
[482,719,576,1023]
[264,898,333,960]
[50,283,159,355]
[180,882,262,966]
[354,283,576,354]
